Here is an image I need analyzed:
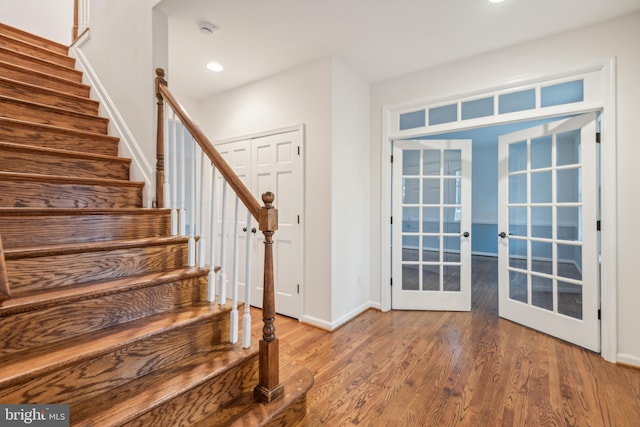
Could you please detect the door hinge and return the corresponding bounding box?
[596,132,601,143]
[390,216,393,225]
[297,146,301,155]
[597,220,601,231]
[390,277,393,287]
[297,284,300,294]
[390,155,394,163]
[297,215,300,224]
[598,308,601,320]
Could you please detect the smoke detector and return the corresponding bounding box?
[198,22,217,35]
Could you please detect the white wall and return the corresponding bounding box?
[370,13,640,365]
[199,58,334,327]
[331,58,372,326]
[78,0,162,184]
[0,0,74,45]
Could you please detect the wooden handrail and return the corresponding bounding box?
[154,68,283,403]
[0,232,10,303]
[155,69,261,219]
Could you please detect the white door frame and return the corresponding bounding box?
[380,59,618,362]
[214,124,306,320]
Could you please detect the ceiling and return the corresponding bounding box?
[156,0,640,100]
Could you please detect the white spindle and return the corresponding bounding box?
[187,136,196,266]
[169,112,178,234]
[230,195,240,343]
[178,124,186,237]
[218,181,228,304]
[198,148,207,268]
[162,105,171,210]
[242,212,253,349]
[208,166,218,302]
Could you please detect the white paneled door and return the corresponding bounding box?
[217,130,303,319]
[392,139,472,310]
[498,113,600,352]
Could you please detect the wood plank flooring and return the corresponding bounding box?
[256,256,640,426]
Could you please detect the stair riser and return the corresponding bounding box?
[0,62,89,97]
[0,146,130,180]
[0,179,142,208]
[0,315,230,405]
[6,242,187,295]
[0,24,68,55]
[0,35,75,68]
[0,275,208,357]
[0,213,168,249]
[0,48,81,82]
[0,79,99,115]
[0,98,108,134]
[0,120,119,156]
[125,355,258,427]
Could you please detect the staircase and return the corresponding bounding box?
[0,23,311,426]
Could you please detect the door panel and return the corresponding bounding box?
[498,112,599,352]
[392,139,472,311]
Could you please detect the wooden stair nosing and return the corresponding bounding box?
[0,267,209,317]
[0,23,68,55]
[0,171,143,188]
[0,140,129,164]
[0,46,81,82]
[0,303,231,388]
[0,33,75,68]
[0,76,99,114]
[71,344,259,427]
[0,117,119,156]
[0,60,89,97]
[0,95,108,133]
[3,235,182,260]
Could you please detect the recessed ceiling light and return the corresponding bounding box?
[206,62,224,72]
[489,0,505,3]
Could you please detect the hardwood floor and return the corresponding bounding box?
[257,256,640,426]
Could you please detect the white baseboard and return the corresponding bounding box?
[70,34,155,207]
[617,353,640,368]
[300,301,377,331]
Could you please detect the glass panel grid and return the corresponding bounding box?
[507,134,584,314]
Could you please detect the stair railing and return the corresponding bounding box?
[155,69,283,403]
[0,233,9,303]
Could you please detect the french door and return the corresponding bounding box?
[498,112,600,352]
[392,139,472,310]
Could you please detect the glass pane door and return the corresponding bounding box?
[498,113,599,352]
[392,139,471,311]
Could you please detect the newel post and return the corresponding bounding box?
[254,192,284,403]
[155,68,167,209]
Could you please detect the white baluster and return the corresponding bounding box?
[218,181,228,304]
[242,212,253,349]
[178,123,186,237]
[162,105,171,210]
[169,111,178,234]
[230,195,240,343]
[187,135,196,266]
[208,167,218,302]
[198,147,207,268]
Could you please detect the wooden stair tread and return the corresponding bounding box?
[0,207,170,216]
[0,60,89,96]
[0,76,98,110]
[72,344,258,426]
[0,33,74,66]
[0,171,143,187]
[3,235,180,258]
[0,267,208,316]
[0,141,130,164]
[0,303,229,386]
[0,94,106,121]
[0,23,68,55]
[0,116,117,140]
[0,46,81,80]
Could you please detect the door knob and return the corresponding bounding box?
[462,231,470,238]
[498,232,507,239]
